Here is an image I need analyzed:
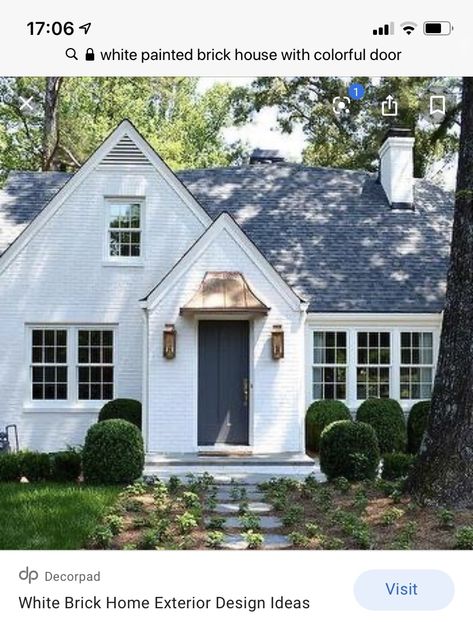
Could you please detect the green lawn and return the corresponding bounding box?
[0,483,120,549]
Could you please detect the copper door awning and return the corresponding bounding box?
[180,272,270,316]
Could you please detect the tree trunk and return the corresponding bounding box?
[41,77,62,170]
[408,77,473,507]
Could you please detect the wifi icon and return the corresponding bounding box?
[401,21,418,35]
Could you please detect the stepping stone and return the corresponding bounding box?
[215,490,264,502]
[221,515,283,529]
[221,533,291,550]
[215,501,273,514]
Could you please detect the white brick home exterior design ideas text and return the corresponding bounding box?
[0,121,453,469]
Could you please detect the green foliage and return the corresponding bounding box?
[0,77,245,183]
[50,450,82,482]
[239,512,261,531]
[391,521,418,550]
[0,453,22,482]
[320,421,380,481]
[235,77,460,177]
[0,484,120,549]
[332,476,351,493]
[89,524,114,549]
[382,453,415,481]
[305,522,321,538]
[289,531,310,547]
[454,527,473,549]
[244,530,264,549]
[407,401,430,454]
[19,452,51,482]
[82,419,144,484]
[282,504,305,527]
[381,507,405,526]
[206,530,224,549]
[356,399,407,453]
[98,398,142,429]
[206,516,226,530]
[176,511,199,534]
[437,509,455,529]
[103,514,124,536]
[305,400,351,452]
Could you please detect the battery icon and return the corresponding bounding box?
[423,21,453,35]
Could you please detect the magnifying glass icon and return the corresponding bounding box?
[65,48,78,60]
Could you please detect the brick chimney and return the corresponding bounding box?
[379,128,415,209]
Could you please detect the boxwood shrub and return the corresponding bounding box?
[83,419,144,484]
[19,451,52,482]
[98,398,142,429]
[320,420,380,481]
[305,400,351,452]
[407,400,430,454]
[381,452,415,480]
[0,452,22,482]
[356,398,407,453]
[50,450,82,482]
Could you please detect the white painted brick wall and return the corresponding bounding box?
[0,165,206,451]
[147,229,306,455]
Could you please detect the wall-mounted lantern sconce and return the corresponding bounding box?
[271,324,284,360]
[163,324,176,359]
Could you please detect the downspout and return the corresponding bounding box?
[141,304,150,455]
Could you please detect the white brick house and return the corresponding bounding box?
[0,121,453,469]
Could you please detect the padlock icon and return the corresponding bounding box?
[85,48,95,61]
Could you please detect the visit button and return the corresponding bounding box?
[354,570,454,610]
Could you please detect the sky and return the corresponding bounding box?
[198,77,457,189]
[198,77,306,161]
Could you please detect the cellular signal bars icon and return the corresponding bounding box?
[372,22,394,35]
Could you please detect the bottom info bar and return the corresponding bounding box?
[0,550,468,621]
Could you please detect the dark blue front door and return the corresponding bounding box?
[198,320,249,445]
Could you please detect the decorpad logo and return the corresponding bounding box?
[19,567,39,584]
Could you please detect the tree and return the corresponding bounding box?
[235,77,460,177]
[0,77,244,182]
[41,77,63,170]
[407,77,473,507]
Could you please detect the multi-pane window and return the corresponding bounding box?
[312,332,347,399]
[31,329,68,399]
[357,332,390,399]
[77,330,114,400]
[400,332,433,399]
[108,202,141,257]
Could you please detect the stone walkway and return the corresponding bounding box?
[205,481,291,550]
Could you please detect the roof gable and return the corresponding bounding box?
[0,120,211,274]
[142,212,305,312]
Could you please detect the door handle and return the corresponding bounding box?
[243,378,249,406]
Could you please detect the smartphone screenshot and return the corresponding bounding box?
[0,1,471,620]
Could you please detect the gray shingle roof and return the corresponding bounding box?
[0,164,453,313]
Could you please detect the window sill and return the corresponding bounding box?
[102,260,144,268]
[23,402,105,414]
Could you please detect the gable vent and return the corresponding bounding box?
[100,134,152,167]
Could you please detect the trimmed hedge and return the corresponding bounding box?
[98,398,142,429]
[407,400,430,454]
[19,451,51,482]
[381,452,415,480]
[0,450,83,482]
[320,420,380,481]
[83,419,144,484]
[356,398,407,453]
[306,400,351,452]
[50,450,82,482]
[0,453,22,482]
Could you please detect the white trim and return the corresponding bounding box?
[24,324,117,409]
[307,312,442,327]
[102,196,146,266]
[0,120,211,276]
[305,321,441,412]
[142,308,150,453]
[143,212,304,312]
